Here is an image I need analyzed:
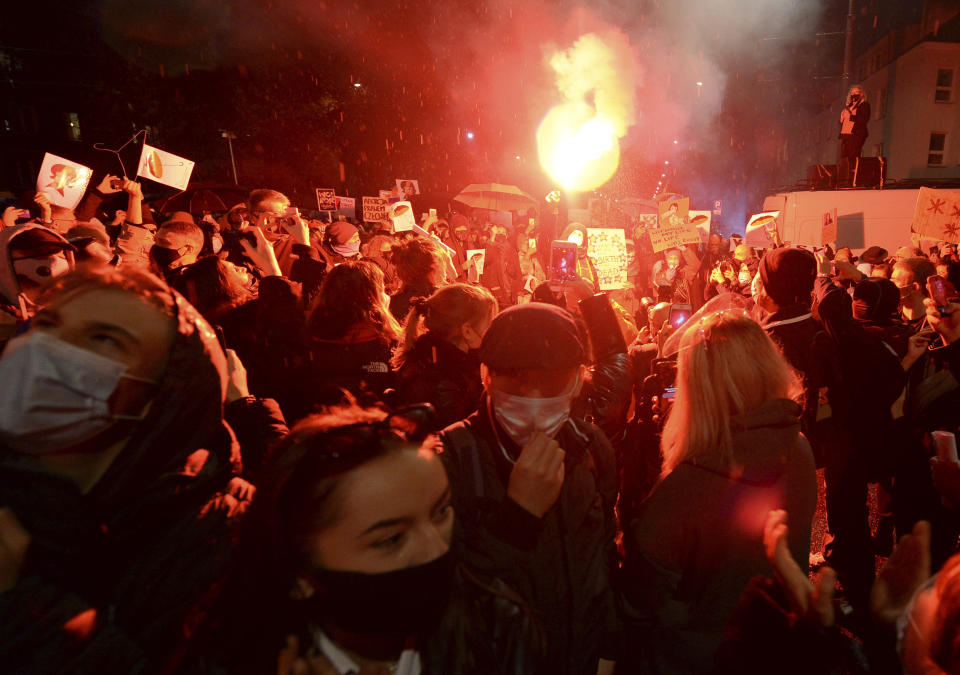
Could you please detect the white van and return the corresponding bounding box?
[752,188,960,254]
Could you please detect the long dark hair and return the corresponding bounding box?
[307,260,401,343]
[171,256,254,324]
[195,405,433,670]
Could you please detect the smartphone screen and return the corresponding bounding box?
[669,303,693,329]
[550,241,579,283]
[429,208,437,218]
[662,387,677,400]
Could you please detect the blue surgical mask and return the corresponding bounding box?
[0,332,156,454]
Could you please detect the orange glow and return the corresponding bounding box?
[536,31,636,192]
[537,103,620,191]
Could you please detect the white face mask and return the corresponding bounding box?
[0,331,156,454]
[491,374,580,448]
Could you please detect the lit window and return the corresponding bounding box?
[65,112,81,141]
[935,68,953,103]
[928,133,946,165]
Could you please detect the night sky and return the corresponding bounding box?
[3,0,927,230]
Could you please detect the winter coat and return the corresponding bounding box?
[439,404,620,675]
[620,398,817,674]
[812,278,906,465]
[573,294,632,453]
[761,305,836,464]
[395,331,484,428]
[0,293,254,674]
[304,321,396,409]
[195,567,543,675]
[390,281,436,323]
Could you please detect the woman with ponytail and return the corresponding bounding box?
[393,283,497,426]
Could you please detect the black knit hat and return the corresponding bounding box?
[852,277,900,324]
[758,248,817,308]
[480,302,584,372]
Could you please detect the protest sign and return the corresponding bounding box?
[912,187,960,244]
[362,196,389,223]
[36,153,92,210]
[389,201,416,232]
[744,211,780,248]
[658,197,689,229]
[688,210,712,242]
[315,188,337,211]
[396,179,420,198]
[635,214,658,229]
[336,196,356,220]
[466,249,485,276]
[648,222,703,253]
[137,143,194,191]
[822,208,838,246]
[586,228,629,290]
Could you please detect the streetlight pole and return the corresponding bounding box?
[842,0,855,84]
[220,130,238,185]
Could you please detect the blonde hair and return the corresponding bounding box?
[391,283,496,369]
[660,311,801,475]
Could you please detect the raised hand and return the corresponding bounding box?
[507,431,565,518]
[870,520,931,627]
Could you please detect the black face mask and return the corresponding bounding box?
[304,551,455,639]
[149,244,186,269]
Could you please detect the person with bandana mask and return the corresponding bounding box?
[0,264,254,672]
[322,220,362,264]
[440,303,620,675]
[148,213,204,282]
[195,404,541,674]
[392,284,498,428]
[0,224,75,341]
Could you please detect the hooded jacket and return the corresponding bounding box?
[620,399,817,674]
[0,224,75,327]
[0,292,253,673]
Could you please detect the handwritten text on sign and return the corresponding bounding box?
[586,228,629,290]
[648,222,702,253]
[362,196,389,223]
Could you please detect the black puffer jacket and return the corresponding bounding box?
[574,294,632,453]
[620,399,817,674]
[395,331,483,427]
[440,405,620,675]
[0,294,253,674]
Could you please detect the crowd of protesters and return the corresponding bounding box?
[0,168,959,675]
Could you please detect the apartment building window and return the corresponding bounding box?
[65,112,81,141]
[877,87,888,119]
[936,68,954,102]
[929,133,947,165]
